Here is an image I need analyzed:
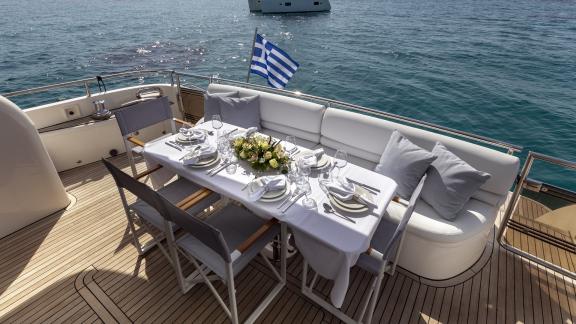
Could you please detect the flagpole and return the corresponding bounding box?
[246,27,258,83]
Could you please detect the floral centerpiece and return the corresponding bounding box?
[232,135,289,172]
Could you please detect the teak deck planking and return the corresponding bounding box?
[0,156,574,323]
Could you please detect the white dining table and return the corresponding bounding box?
[142,122,397,308]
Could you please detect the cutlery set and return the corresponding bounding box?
[206,160,232,177]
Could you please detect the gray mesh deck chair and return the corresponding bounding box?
[301,175,427,324]
[161,197,287,324]
[114,96,191,176]
[102,158,219,260]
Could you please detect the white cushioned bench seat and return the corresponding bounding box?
[320,107,519,279]
[315,144,377,171]
[207,84,326,144]
[386,198,498,279]
[203,84,520,280]
[261,128,319,150]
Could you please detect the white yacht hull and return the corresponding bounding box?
[24,84,179,172]
[249,0,331,13]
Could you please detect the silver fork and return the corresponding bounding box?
[277,185,297,209]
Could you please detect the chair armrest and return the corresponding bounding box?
[127,136,145,147]
[174,118,194,127]
[236,218,279,254]
[177,188,214,210]
[135,165,163,180]
[365,246,385,260]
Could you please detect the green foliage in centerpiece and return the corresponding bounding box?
[232,135,289,172]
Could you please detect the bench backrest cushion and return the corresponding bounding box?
[207,84,326,143]
[320,108,520,204]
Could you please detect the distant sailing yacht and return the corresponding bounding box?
[248,0,331,13]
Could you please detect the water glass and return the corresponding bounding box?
[211,114,223,134]
[296,163,316,210]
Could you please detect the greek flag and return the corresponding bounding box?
[250,34,299,89]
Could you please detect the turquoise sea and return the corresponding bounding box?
[0,0,575,189]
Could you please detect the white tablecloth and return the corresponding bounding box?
[142,123,397,308]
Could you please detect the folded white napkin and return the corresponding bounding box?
[248,175,287,201]
[325,180,377,208]
[300,148,325,167]
[182,144,217,165]
[189,129,206,141]
[231,127,258,139]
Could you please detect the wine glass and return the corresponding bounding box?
[211,114,223,136]
[285,135,297,156]
[297,163,316,210]
[334,149,348,182]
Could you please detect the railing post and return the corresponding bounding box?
[84,81,91,97]
[175,73,185,118]
[497,152,535,243]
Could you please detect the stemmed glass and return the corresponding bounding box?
[285,135,297,157]
[297,160,316,210]
[334,149,348,182]
[211,114,223,137]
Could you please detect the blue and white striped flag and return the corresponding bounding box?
[250,34,299,89]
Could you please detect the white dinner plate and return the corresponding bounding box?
[186,155,220,169]
[248,179,289,202]
[293,152,330,169]
[175,130,206,144]
[328,194,369,213]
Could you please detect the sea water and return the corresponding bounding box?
[0,0,575,189]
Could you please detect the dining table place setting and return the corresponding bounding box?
[141,120,398,309]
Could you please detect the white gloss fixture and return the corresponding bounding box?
[0,96,69,239]
[248,0,331,13]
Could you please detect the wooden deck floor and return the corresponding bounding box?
[1,157,575,323]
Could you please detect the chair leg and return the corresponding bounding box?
[364,272,385,324]
[125,212,146,254]
[126,148,138,177]
[356,276,377,322]
[226,265,239,324]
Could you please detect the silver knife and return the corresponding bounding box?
[165,141,182,151]
[346,177,380,193]
[281,192,305,213]
[209,162,232,177]
[277,189,296,209]
[224,128,239,137]
[206,162,224,174]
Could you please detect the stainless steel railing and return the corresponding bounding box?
[1,70,176,98]
[1,69,522,153]
[498,151,576,279]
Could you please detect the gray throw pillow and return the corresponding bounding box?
[374,130,437,199]
[422,142,491,220]
[204,91,239,120]
[219,95,261,129]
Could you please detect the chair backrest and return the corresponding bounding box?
[102,158,165,214]
[114,96,173,136]
[158,195,232,263]
[381,174,427,262]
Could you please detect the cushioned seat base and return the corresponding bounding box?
[383,199,497,279]
[177,204,280,279]
[130,178,220,230]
